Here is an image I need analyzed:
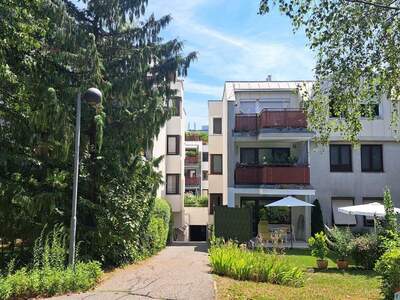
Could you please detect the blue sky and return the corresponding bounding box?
[146,0,315,128]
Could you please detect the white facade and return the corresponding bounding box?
[208,80,400,240]
[152,80,186,237]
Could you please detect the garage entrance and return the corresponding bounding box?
[189,225,207,241]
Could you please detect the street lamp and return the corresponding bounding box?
[68,88,102,267]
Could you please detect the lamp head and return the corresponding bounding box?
[83,88,102,106]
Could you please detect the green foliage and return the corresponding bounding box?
[311,199,324,236]
[185,149,199,157]
[0,226,102,299]
[377,188,400,254]
[0,0,195,267]
[351,233,379,270]
[259,0,400,143]
[326,226,354,260]
[184,194,208,207]
[209,243,304,287]
[140,198,171,257]
[185,131,208,143]
[308,232,328,260]
[375,247,400,300]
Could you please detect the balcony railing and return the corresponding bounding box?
[185,176,201,186]
[235,109,307,132]
[185,156,199,164]
[235,164,310,185]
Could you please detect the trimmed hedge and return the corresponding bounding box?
[141,198,172,256]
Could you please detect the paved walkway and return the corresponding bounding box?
[48,242,215,300]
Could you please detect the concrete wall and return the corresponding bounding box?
[184,207,209,225]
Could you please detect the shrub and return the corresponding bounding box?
[184,194,208,207]
[311,199,324,236]
[0,226,102,299]
[375,247,400,300]
[140,198,171,256]
[308,232,328,260]
[351,233,380,270]
[209,243,304,287]
[326,226,353,260]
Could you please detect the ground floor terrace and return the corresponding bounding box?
[227,186,315,242]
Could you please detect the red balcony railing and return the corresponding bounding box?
[185,156,199,164]
[185,176,201,186]
[235,165,310,185]
[235,109,307,132]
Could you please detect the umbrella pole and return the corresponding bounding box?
[290,207,293,249]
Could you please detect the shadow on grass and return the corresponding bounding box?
[311,267,378,278]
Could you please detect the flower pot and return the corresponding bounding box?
[336,259,349,269]
[316,259,328,269]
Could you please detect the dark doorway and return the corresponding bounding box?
[241,197,289,237]
[189,225,207,241]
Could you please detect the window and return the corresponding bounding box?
[213,118,222,134]
[166,174,180,194]
[202,170,208,180]
[170,97,181,116]
[210,154,223,174]
[209,194,223,215]
[360,104,380,118]
[202,151,209,162]
[361,145,383,172]
[240,148,291,165]
[363,197,383,226]
[330,144,352,172]
[167,135,180,155]
[331,198,357,226]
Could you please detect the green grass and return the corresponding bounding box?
[214,248,381,300]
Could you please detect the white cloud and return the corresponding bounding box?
[184,79,222,98]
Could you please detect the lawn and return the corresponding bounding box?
[214,249,381,300]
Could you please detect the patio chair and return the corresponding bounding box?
[257,221,271,244]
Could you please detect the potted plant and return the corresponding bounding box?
[308,232,329,269]
[327,226,353,269]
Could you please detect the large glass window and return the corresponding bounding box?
[240,148,258,164]
[167,135,180,155]
[330,144,352,172]
[210,154,222,174]
[360,104,380,118]
[240,148,291,165]
[361,145,383,172]
[166,174,180,194]
[213,118,222,134]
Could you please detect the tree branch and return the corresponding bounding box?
[344,0,400,10]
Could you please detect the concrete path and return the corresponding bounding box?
[48,242,215,300]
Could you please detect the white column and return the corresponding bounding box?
[304,195,312,240]
[228,188,235,207]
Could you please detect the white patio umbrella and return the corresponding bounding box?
[265,196,314,248]
[338,202,400,231]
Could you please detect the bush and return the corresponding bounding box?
[375,247,400,300]
[140,198,171,256]
[209,243,304,287]
[311,199,324,236]
[308,232,328,260]
[351,233,380,270]
[0,226,102,299]
[184,194,208,207]
[326,226,353,260]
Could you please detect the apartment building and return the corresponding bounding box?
[150,80,186,240]
[208,80,400,241]
[184,130,209,196]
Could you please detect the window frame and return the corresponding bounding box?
[210,154,223,175]
[209,193,223,215]
[363,197,383,226]
[330,144,353,172]
[202,151,209,162]
[240,147,291,165]
[167,135,180,155]
[171,97,181,117]
[166,174,180,195]
[213,118,222,134]
[361,144,383,173]
[331,197,357,226]
[202,170,208,180]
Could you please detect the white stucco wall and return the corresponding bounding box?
[184,207,209,225]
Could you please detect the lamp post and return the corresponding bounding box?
[69,88,102,267]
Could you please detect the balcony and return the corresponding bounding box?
[185,176,201,186]
[235,109,307,132]
[185,156,199,164]
[235,164,310,185]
